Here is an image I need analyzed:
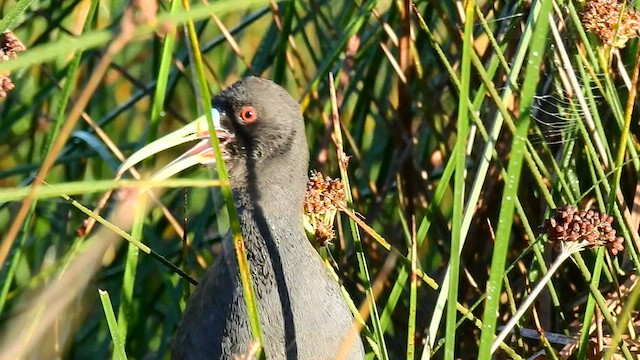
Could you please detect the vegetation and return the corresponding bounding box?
[1,0,639,358]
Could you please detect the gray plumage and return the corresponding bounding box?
[172,77,365,360]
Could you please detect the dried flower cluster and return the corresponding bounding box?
[540,204,624,255]
[583,0,640,48]
[303,171,346,247]
[0,31,25,97]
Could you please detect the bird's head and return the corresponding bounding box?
[118,77,309,192]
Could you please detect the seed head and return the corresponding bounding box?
[539,204,624,255]
[583,0,640,48]
[303,171,346,247]
[0,31,26,98]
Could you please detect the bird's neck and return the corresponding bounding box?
[230,147,309,222]
[231,160,307,228]
[232,178,305,220]
[231,174,311,266]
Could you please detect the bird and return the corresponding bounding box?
[118,77,366,359]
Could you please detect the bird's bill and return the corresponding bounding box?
[118,109,226,181]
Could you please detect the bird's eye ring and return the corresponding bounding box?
[240,106,258,124]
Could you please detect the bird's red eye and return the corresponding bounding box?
[240,106,258,123]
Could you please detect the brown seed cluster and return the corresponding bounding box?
[303,171,346,247]
[583,0,640,48]
[540,204,624,255]
[0,31,26,98]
